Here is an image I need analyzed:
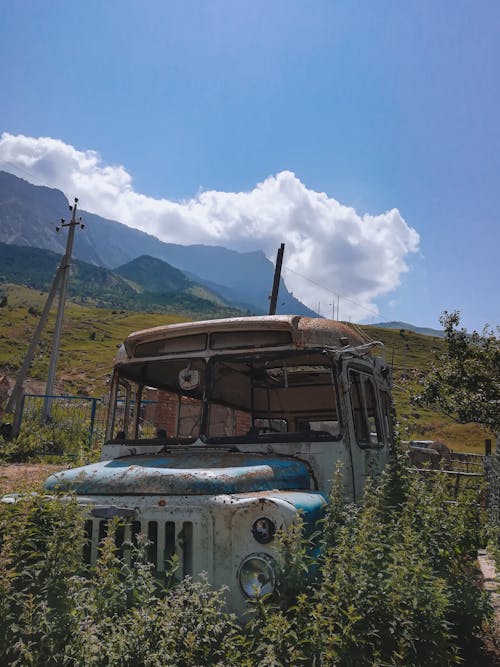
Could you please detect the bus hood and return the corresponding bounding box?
[44,452,312,495]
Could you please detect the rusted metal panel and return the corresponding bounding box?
[123,316,301,357]
[45,452,311,495]
[121,315,374,360]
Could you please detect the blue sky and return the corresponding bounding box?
[0,0,498,330]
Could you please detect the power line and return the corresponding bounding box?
[283,264,380,318]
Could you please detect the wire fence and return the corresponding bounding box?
[19,394,108,456]
[17,394,161,457]
[485,438,500,527]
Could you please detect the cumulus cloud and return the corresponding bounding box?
[0,132,419,320]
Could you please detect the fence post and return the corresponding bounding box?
[88,398,98,449]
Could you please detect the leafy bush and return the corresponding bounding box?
[0,416,96,464]
[0,454,491,666]
[244,462,490,666]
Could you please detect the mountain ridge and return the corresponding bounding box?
[372,321,444,338]
[0,242,242,316]
[0,171,315,317]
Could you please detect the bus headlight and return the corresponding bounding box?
[238,553,276,598]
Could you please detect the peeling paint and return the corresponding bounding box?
[45,452,310,495]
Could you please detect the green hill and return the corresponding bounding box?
[0,284,491,453]
[0,243,242,317]
[114,255,191,292]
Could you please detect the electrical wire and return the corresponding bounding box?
[283,264,381,319]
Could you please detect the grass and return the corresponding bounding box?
[0,284,185,394]
[0,283,493,452]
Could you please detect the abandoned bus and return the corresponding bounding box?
[45,315,394,615]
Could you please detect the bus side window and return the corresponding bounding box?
[349,370,383,446]
[365,378,382,445]
[350,373,367,442]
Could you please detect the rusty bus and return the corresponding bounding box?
[44,315,394,615]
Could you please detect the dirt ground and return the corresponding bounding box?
[0,462,69,494]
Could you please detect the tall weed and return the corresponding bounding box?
[0,453,491,666]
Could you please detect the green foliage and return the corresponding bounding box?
[0,450,491,666]
[243,461,489,666]
[414,311,500,434]
[0,416,96,464]
[0,494,88,666]
[0,496,245,667]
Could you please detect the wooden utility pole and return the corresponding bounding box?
[6,198,83,432]
[268,243,285,316]
[43,199,83,420]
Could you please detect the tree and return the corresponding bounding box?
[414,311,499,435]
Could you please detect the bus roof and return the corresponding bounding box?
[121,315,374,359]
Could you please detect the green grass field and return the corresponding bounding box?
[0,283,492,453]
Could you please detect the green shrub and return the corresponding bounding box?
[0,416,96,464]
[0,455,491,666]
[245,463,489,666]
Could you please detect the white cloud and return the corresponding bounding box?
[0,132,420,321]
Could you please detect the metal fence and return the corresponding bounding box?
[485,438,500,527]
[19,394,108,456]
[403,441,491,502]
[17,394,161,457]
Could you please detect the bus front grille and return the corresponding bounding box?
[83,516,207,578]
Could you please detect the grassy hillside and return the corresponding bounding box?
[0,243,243,317]
[0,284,185,395]
[0,284,491,452]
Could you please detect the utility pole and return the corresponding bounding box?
[268,243,285,316]
[43,199,83,420]
[7,198,83,434]
[6,269,63,429]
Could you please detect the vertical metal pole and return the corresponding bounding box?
[268,243,285,316]
[88,397,97,450]
[43,199,82,420]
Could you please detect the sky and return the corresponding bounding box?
[0,0,498,330]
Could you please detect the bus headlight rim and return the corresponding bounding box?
[238,552,276,599]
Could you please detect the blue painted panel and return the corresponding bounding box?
[271,490,327,536]
[44,452,311,495]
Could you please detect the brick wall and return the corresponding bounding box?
[147,390,251,438]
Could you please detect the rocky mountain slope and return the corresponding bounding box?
[0,171,315,316]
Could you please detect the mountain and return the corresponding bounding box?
[114,255,191,293]
[372,321,444,338]
[0,242,241,316]
[0,171,316,316]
